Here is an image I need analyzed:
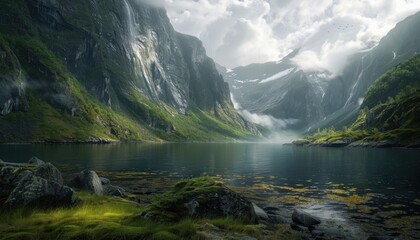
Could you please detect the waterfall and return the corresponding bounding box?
[344,54,367,107]
[122,0,156,96]
[122,0,137,38]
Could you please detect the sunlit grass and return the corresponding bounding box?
[0,192,199,240]
[0,189,302,240]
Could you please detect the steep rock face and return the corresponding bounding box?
[26,0,236,116]
[0,36,27,116]
[0,0,257,142]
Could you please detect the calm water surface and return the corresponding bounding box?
[1,143,419,190]
[1,143,420,238]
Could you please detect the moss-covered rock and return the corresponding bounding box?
[0,160,79,208]
[140,177,257,223]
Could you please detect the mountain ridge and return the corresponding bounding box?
[219,11,420,134]
[0,0,259,143]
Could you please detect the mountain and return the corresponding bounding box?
[219,50,328,130]
[0,0,258,143]
[316,11,420,132]
[220,12,420,133]
[306,54,420,144]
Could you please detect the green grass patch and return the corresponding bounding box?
[0,186,300,240]
[0,192,199,240]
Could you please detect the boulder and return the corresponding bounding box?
[103,185,127,197]
[0,159,4,166]
[28,157,45,165]
[252,203,269,221]
[4,173,78,207]
[70,170,103,195]
[35,162,63,185]
[141,177,257,223]
[100,177,110,185]
[292,209,321,227]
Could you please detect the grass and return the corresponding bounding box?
[0,192,198,240]
[0,180,301,240]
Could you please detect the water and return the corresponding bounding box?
[1,143,420,238]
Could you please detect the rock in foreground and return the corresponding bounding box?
[292,209,321,228]
[70,170,103,195]
[140,177,257,223]
[35,162,64,185]
[0,158,79,208]
[5,173,78,208]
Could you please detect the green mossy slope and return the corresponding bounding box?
[307,54,420,143]
[0,0,257,143]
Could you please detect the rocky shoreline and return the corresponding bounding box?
[289,139,420,149]
[0,157,403,240]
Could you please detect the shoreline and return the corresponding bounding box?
[288,139,420,149]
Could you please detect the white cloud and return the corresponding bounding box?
[231,94,298,129]
[137,0,420,71]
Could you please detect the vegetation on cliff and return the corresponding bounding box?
[306,54,420,144]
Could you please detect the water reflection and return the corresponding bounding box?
[1,143,419,192]
[1,143,420,238]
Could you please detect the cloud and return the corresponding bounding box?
[137,0,420,71]
[231,94,298,129]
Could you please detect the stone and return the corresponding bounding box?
[100,177,110,185]
[70,170,103,195]
[252,203,269,221]
[292,209,321,227]
[28,157,45,165]
[103,185,127,197]
[4,173,78,208]
[0,159,4,166]
[35,162,63,185]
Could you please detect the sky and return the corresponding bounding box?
[139,0,420,73]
